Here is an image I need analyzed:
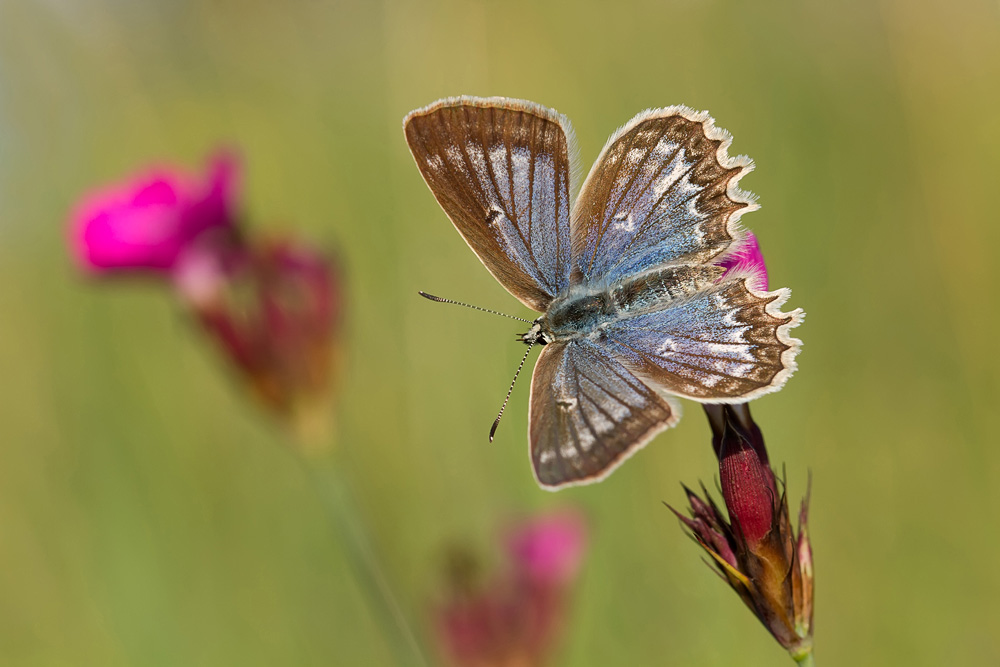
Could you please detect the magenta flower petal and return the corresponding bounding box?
[718,232,769,291]
[71,174,185,272]
[506,510,587,588]
[69,153,239,276]
[182,152,241,241]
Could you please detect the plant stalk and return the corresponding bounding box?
[296,455,427,667]
[793,649,815,666]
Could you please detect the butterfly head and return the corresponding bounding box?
[519,319,552,347]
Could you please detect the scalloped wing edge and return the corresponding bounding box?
[574,105,760,267]
[680,269,804,404]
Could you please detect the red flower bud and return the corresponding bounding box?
[710,404,778,547]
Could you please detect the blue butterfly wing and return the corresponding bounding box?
[528,338,677,489]
[404,97,574,311]
[600,271,803,401]
[571,107,755,285]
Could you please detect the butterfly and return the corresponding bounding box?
[403,97,803,490]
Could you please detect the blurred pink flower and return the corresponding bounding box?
[436,511,587,667]
[69,152,343,445]
[69,153,239,275]
[718,232,769,291]
[196,239,342,445]
[506,511,586,588]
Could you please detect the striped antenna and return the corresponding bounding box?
[489,341,535,442]
[418,291,532,324]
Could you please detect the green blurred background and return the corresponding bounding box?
[1,0,998,664]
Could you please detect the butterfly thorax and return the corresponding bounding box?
[517,287,613,346]
[544,289,616,338]
[519,286,618,347]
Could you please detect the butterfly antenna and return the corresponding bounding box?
[418,291,532,324]
[489,341,535,442]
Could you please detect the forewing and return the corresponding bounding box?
[601,273,803,401]
[529,339,677,490]
[404,97,574,311]
[572,107,755,284]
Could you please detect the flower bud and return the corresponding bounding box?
[670,404,813,663]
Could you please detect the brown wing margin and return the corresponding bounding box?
[404,97,575,312]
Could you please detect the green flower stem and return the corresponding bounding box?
[296,456,427,667]
[793,649,815,666]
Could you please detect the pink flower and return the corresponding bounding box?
[435,511,587,667]
[506,511,586,588]
[69,154,239,275]
[718,232,769,291]
[195,239,342,444]
[70,153,343,446]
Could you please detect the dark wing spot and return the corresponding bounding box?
[555,396,578,411]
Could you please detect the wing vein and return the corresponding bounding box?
[526,117,540,289]
[476,111,543,285]
[603,154,701,274]
[568,368,595,464]
[607,335,767,383]
[425,115,489,232]
[587,124,672,275]
[578,358,639,411]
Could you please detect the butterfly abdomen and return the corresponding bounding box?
[610,265,721,314]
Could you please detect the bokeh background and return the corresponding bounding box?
[2,0,999,664]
